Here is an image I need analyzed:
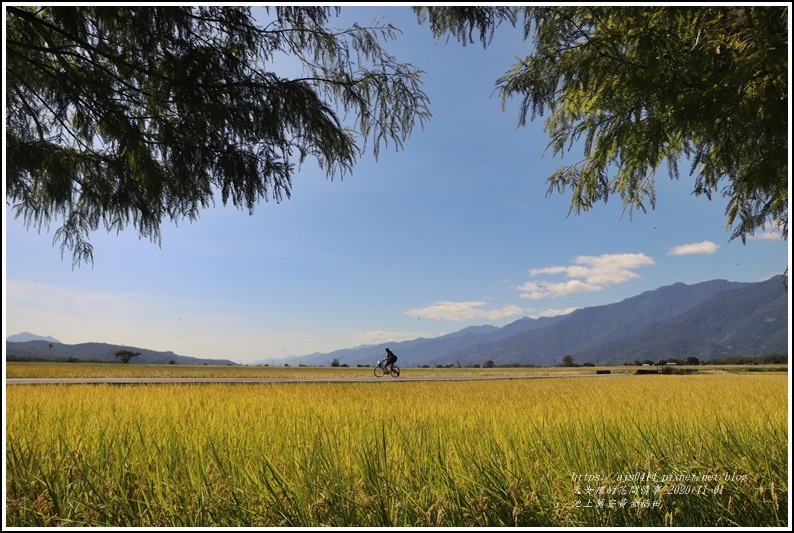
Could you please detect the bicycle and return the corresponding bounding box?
[374,358,400,378]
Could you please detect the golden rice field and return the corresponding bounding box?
[5,368,788,527]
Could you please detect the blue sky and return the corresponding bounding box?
[3,5,790,364]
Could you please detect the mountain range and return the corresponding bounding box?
[5,276,788,367]
[4,339,236,366]
[7,332,62,344]
[253,275,790,367]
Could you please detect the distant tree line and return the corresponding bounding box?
[632,357,703,366]
[707,353,787,365]
[324,353,787,369]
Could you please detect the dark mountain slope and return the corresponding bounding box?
[5,340,235,365]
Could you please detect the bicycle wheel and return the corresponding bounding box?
[390,366,400,377]
[374,365,385,378]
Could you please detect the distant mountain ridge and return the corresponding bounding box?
[254,276,789,367]
[4,340,236,366]
[6,276,788,367]
[6,332,61,344]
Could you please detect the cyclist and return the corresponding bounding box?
[383,347,398,374]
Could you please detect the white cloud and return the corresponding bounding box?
[521,253,656,299]
[517,279,603,300]
[667,241,720,256]
[749,229,785,241]
[405,301,525,322]
[528,307,579,318]
[351,330,433,345]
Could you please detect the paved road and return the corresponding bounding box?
[6,373,625,385]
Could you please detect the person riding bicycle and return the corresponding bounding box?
[383,348,398,373]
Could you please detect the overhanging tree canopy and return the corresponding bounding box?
[6,6,430,266]
[415,6,788,243]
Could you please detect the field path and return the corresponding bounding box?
[6,373,627,385]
